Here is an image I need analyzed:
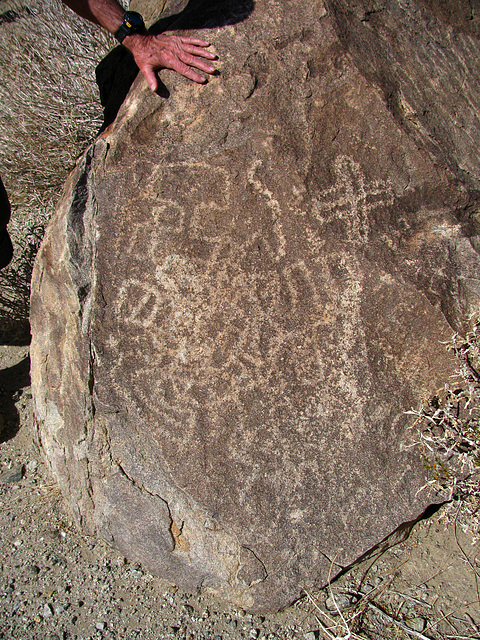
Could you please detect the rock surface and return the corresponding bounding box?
[327,0,480,194]
[31,0,480,613]
[130,0,189,27]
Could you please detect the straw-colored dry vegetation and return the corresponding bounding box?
[0,0,115,326]
[411,318,480,542]
[0,0,115,213]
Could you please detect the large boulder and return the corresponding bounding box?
[30,0,480,613]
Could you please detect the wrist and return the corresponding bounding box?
[121,32,149,55]
[114,11,146,44]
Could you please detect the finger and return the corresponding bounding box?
[181,43,217,60]
[179,52,216,74]
[178,37,211,47]
[165,58,207,83]
[141,66,159,92]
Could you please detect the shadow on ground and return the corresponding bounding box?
[0,354,30,443]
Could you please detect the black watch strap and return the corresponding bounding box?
[114,11,146,44]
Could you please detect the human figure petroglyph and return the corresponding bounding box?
[105,153,398,454]
[247,159,287,259]
[112,157,383,394]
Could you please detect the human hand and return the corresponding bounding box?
[123,33,217,91]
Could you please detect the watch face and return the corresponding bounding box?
[124,11,144,30]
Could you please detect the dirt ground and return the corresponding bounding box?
[0,334,479,640]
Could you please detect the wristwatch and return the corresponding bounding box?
[114,11,146,44]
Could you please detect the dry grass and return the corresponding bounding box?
[0,0,114,329]
[0,0,114,214]
[409,315,480,542]
[305,563,480,640]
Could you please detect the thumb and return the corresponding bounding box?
[141,65,158,92]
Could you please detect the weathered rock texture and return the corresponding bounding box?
[31,0,480,613]
[130,0,189,27]
[327,0,480,195]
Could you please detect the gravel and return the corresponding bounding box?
[1,344,480,640]
[0,345,320,639]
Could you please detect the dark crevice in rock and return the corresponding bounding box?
[115,459,168,502]
[329,501,447,587]
[171,519,190,553]
[240,546,268,585]
[88,343,96,419]
[66,148,95,313]
[114,459,179,552]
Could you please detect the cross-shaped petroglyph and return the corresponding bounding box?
[312,156,395,243]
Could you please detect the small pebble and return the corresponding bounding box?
[25,564,40,576]
[325,593,352,611]
[96,621,106,631]
[5,582,15,595]
[304,633,317,640]
[408,618,425,632]
[26,459,38,474]
[12,598,22,613]
[55,604,69,614]
[0,465,24,484]
[43,603,54,618]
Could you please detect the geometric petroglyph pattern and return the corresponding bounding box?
[313,156,395,244]
[108,156,396,448]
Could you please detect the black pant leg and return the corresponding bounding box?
[0,177,13,269]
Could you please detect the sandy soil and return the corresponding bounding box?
[0,333,479,640]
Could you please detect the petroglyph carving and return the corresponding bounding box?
[312,156,395,243]
[112,156,389,420]
[247,159,287,258]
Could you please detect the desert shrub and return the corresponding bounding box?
[0,0,115,214]
[409,315,480,540]
[0,0,115,329]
